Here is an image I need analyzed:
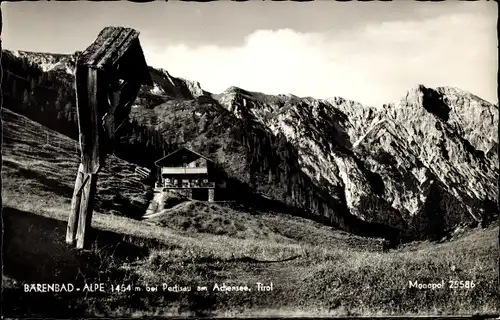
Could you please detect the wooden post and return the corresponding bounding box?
[208,188,215,202]
[66,66,103,250]
[66,26,151,249]
[80,67,105,174]
[76,173,98,249]
[66,163,85,244]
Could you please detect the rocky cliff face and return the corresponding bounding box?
[146,67,209,100]
[3,50,498,241]
[213,85,498,240]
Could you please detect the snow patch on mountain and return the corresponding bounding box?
[8,50,75,75]
[150,83,166,95]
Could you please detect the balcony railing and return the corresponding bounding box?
[161,167,208,175]
[157,180,215,189]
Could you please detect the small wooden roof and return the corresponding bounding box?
[78,26,153,86]
[154,147,213,167]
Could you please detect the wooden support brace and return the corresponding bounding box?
[76,172,98,249]
[76,175,91,196]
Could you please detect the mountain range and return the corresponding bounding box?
[2,49,498,243]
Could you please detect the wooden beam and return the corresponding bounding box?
[66,164,85,244]
[76,175,91,196]
[71,66,104,249]
[76,66,105,174]
[76,172,98,249]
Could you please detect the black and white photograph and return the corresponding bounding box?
[1,0,498,317]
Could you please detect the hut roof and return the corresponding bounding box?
[154,147,214,167]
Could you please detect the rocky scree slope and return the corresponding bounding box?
[2,49,498,242]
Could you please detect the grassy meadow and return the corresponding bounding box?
[2,109,499,317]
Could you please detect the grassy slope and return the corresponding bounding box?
[2,109,499,317]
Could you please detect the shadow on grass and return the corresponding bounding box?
[97,194,150,220]
[2,207,150,317]
[2,207,220,317]
[3,207,150,282]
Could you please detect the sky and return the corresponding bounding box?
[2,1,498,106]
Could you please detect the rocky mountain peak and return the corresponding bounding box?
[143,67,208,100]
[223,86,245,94]
[396,84,498,156]
[213,79,498,239]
